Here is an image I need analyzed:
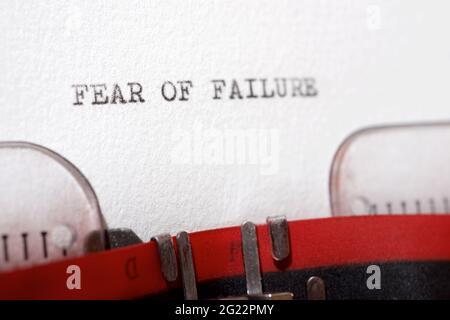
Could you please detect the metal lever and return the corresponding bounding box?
[176,231,198,300]
[267,216,290,261]
[151,234,178,282]
[240,221,293,300]
[307,276,326,300]
[241,221,263,296]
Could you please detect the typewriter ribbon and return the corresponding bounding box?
[0,215,450,299]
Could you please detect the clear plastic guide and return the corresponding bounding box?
[330,123,450,216]
[0,142,105,270]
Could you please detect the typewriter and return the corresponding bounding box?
[1,0,450,301]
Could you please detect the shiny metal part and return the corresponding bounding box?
[176,231,198,300]
[151,233,178,282]
[235,221,294,300]
[249,292,294,300]
[307,276,326,300]
[221,292,294,300]
[241,221,263,296]
[267,215,290,261]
